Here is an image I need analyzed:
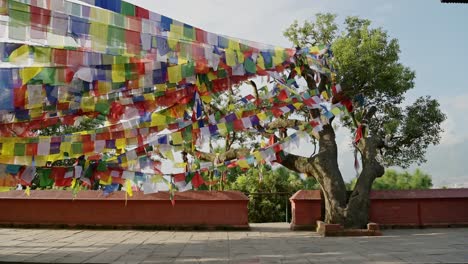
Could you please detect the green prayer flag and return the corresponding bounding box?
[71,142,83,155]
[97,160,107,172]
[36,68,56,84]
[37,168,54,187]
[183,126,193,141]
[9,9,30,25]
[217,69,227,78]
[95,101,110,115]
[9,1,29,12]
[113,13,125,27]
[226,122,234,132]
[14,143,26,156]
[107,26,125,55]
[182,62,195,78]
[121,1,135,16]
[183,26,195,40]
[244,58,257,74]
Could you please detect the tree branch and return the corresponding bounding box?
[266,118,307,130]
[195,148,251,163]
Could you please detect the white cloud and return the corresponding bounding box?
[438,93,468,146]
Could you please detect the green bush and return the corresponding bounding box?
[227,165,319,223]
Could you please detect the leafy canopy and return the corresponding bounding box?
[349,169,433,190]
[284,14,446,168]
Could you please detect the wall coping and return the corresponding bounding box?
[290,190,322,200]
[0,190,249,201]
[370,189,468,199]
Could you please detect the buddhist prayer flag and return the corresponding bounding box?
[0,0,340,196]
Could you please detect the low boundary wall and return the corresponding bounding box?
[290,189,468,230]
[0,190,249,230]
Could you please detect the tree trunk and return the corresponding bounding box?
[281,125,384,228]
[344,136,385,228]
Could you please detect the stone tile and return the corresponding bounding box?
[0,225,467,264]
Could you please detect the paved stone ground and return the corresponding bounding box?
[0,223,467,264]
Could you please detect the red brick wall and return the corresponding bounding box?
[0,190,249,229]
[290,190,322,230]
[291,189,468,229]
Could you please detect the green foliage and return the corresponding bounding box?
[349,169,432,190]
[283,13,338,47]
[227,166,319,222]
[283,14,445,169]
[34,117,104,136]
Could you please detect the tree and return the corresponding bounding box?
[196,13,445,229]
[279,14,445,228]
[349,169,433,190]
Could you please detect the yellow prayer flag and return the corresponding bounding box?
[237,159,250,169]
[155,84,167,92]
[125,179,133,197]
[293,102,304,110]
[89,22,108,52]
[172,132,183,145]
[331,107,341,116]
[170,24,183,37]
[175,162,187,168]
[81,97,95,112]
[309,46,320,54]
[168,37,179,50]
[217,123,227,136]
[321,91,329,100]
[257,53,265,70]
[29,108,43,118]
[25,186,30,197]
[275,47,284,58]
[21,67,42,85]
[207,72,217,81]
[60,142,71,154]
[98,81,111,95]
[201,95,212,104]
[225,49,237,66]
[257,112,267,121]
[228,39,240,51]
[272,55,282,66]
[112,64,126,83]
[9,45,29,63]
[91,7,110,24]
[143,93,155,101]
[168,65,182,84]
[236,51,245,64]
[2,142,14,156]
[253,151,263,162]
[150,113,167,126]
[164,150,174,161]
[116,138,126,150]
[295,66,302,76]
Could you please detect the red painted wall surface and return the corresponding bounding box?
[290,189,468,229]
[0,190,249,229]
[289,190,322,230]
[369,189,468,227]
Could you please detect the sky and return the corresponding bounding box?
[121,0,468,187]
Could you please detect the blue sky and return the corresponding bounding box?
[126,0,468,187]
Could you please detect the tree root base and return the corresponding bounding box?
[316,221,382,237]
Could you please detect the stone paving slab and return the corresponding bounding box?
[0,223,467,263]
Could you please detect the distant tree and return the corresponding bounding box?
[349,169,432,190]
[228,166,319,222]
